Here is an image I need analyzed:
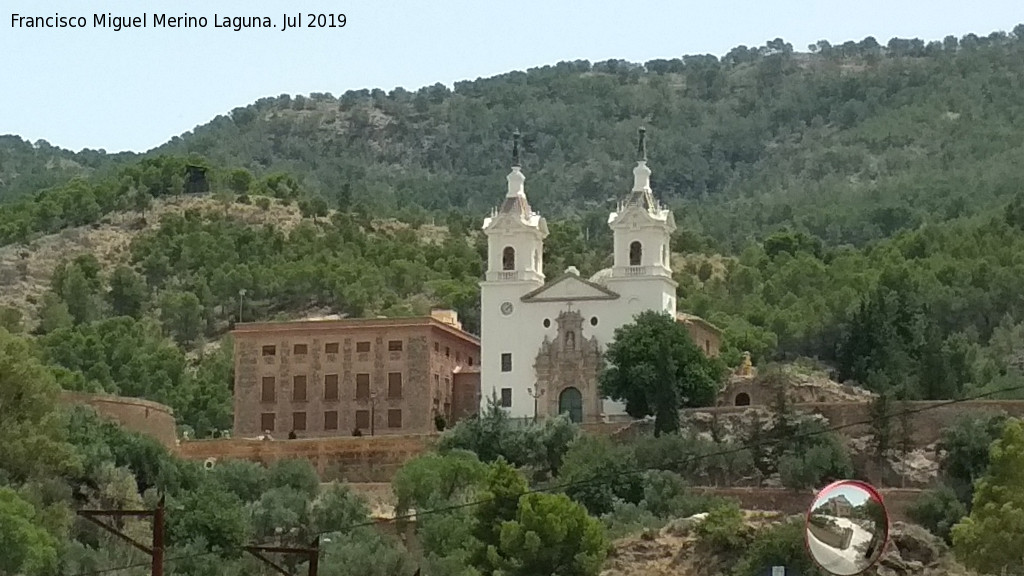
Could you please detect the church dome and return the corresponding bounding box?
[589,267,613,285]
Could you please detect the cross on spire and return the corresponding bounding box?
[512,129,521,168]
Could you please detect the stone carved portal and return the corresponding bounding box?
[533,309,602,423]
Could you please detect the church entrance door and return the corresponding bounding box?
[559,387,583,423]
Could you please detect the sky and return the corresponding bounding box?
[2,0,1022,153]
[812,483,877,510]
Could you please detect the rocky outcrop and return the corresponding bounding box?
[871,522,973,576]
[602,514,974,576]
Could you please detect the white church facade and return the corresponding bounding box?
[479,128,691,424]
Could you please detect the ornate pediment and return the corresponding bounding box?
[532,309,603,424]
[520,273,619,302]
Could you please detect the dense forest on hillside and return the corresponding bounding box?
[156,27,1024,250]
[6,27,1024,250]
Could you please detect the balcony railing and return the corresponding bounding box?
[624,265,646,276]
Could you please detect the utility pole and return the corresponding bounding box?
[244,536,320,576]
[77,495,165,576]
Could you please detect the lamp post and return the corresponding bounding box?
[238,288,246,322]
[527,387,545,424]
[370,390,377,436]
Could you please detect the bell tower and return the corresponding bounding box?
[604,127,678,315]
[480,131,549,416]
[482,131,548,284]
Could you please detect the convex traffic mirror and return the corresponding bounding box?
[805,480,889,576]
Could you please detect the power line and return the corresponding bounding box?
[67,383,1024,575]
[69,549,232,576]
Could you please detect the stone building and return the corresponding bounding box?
[450,366,481,422]
[676,313,722,358]
[231,310,480,438]
[479,128,722,424]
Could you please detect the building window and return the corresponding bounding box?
[590,316,598,326]
[468,356,474,366]
[324,374,339,400]
[445,346,450,358]
[324,410,338,430]
[501,353,512,372]
[261,412,275,432]
[388,340,403,352]
[355,373,370,399]
[356,341,370,353]
[434,342,439,352]
[705,340,711,353]
[543,318,551,328]
[500,388,512,408]
[456,351,461,362]
[325,342,339,354]
[261,377,275,402]
[629,241,642,266]
[293,343,308,355]
[355,410,370,430]
[434,374,440,389]
[388,372,403,398]
[388,409,402,428]
[293,375,307,402]
[444,376,450,390]
[262,345,276,356]
[502,246,515,270]
[292,412,306,431]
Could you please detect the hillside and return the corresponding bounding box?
[0,196,305,325]
[0,195,450,332]
[605,515,975,576]
[5,28,1024,253]
[151,29,1024,249]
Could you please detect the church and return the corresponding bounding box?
[479,128,721,425]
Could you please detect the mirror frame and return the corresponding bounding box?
[804,479,890,576]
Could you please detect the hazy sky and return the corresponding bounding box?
[2,0,1021,153]
[812,483,879,510]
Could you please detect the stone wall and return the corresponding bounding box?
[60,391,177,448]
[687,400,1024,447]
[176,434,434,482]
[174,400,1024,484]
[451,371,481,423]
[697,487,923,523]
[808,521,854,549]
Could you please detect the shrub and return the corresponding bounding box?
[642,470,723,518]
[731,518,823,576]
[560,436,643,515]
[907,484,968,543]
[695,501,748,552]
[600,501,663,540]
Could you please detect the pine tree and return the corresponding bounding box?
[868,388,894,460]
[896,397,915,458]
[951,418,1024,575]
